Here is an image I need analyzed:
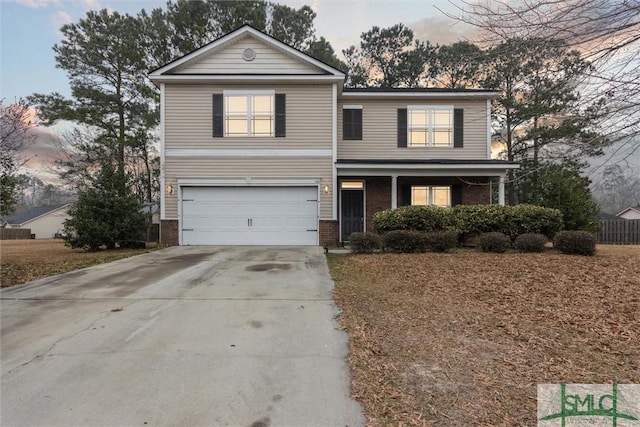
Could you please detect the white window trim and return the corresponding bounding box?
[342,105,363,110]
[223,90,275,137]
[407,105,454,148]
[411,185,452,208]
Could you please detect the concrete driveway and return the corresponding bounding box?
[1,246,364,427]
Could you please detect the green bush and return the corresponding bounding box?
[478,232,511,253]
[514,233,548,253]
[454,204,563,242]
[507,204,564,240]
[381,230,426,253]
[349,232,381,254]
[64,164,147,251]
[373,205,455,234]
[423,231,458,252]
[453,205,506,242]
[553,231,596,256]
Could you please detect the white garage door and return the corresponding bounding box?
[181,186,319,245]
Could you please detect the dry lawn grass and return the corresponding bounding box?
[329,245,640,426]
[1,239,157,288]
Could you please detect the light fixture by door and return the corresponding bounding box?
[166,183,173,194]
[323,183,329,194]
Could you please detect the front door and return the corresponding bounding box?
[341,189,364,241]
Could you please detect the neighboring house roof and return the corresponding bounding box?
[599,212,620,220]
[5,204,70,226]
[149,24,345,81]
[616,206,640,217]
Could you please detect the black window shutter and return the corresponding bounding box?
[212,94,224,137]
[400,185,412,206]
[397,109,407,147]
[275,94,286,137]
[343,109,353,139]
[451,184,463,206]
[453,108,463,148]
[343,109,362,140]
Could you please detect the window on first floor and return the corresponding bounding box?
[411,185,451,207]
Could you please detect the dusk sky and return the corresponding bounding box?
[0,0,471,103]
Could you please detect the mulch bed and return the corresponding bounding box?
[329,246,640,426]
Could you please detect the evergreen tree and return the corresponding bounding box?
[518,161,600,231]
[64,161,147,251]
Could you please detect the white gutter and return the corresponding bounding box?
[340,91,501,99]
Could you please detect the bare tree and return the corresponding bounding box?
[447,0,640,159]
[0,99,36,215]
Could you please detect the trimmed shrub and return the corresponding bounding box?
[507,204,564,240]
[423,231,458,252]
[514,233,548,253]
[553,231,596,256]
[349,232,381,254]
[478,232,511,253]
[453,205,506,242]
[454,204,563,242]
[381,230,426,253]
[373,205,455,234]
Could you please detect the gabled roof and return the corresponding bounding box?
[617,206,640,216]
[149,24,345,81]
[5,204,70,225]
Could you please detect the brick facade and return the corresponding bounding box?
[160,220,179,246]
[161,177,490,247]
[364,177,392,233]
[398,176,491,205]
[319,220,339,247]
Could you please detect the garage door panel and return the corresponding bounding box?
[181,186,318,245]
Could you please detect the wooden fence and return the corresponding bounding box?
[597,219,640,245]
[0,228,32,240]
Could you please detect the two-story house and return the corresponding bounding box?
[150,25,518,246]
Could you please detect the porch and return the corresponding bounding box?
[335,159,519,242]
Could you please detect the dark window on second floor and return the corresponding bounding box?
[343,108,362,140]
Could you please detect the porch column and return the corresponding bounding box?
[391,175,398,209]
[498,175,505,206]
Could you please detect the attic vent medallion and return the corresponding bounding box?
[242,48,256,61]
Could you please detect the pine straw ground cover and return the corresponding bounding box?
[1,239,156,288]
[329,245,640,426]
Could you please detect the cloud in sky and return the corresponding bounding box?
[10,0,60,8]
[409,17,480,45]
[51,10,72,31]
[76,0,102,11]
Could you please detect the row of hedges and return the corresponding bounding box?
[372,204,564,241]
[351,230,596,256]
[350,231,458,254]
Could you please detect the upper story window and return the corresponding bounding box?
[411,185,451,207]
[398,106,462,148]
[225,91,274,137]
[213,91,285,138]
[408,106,453,147]
[343,105,362,140]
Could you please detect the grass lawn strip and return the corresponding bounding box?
[329,246,640,426]
[1,240,157,288]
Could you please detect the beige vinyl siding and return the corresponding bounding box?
[164,156,333,219]
[165,84,333,150]
[337,99,489,160]
[174,36,323,75]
